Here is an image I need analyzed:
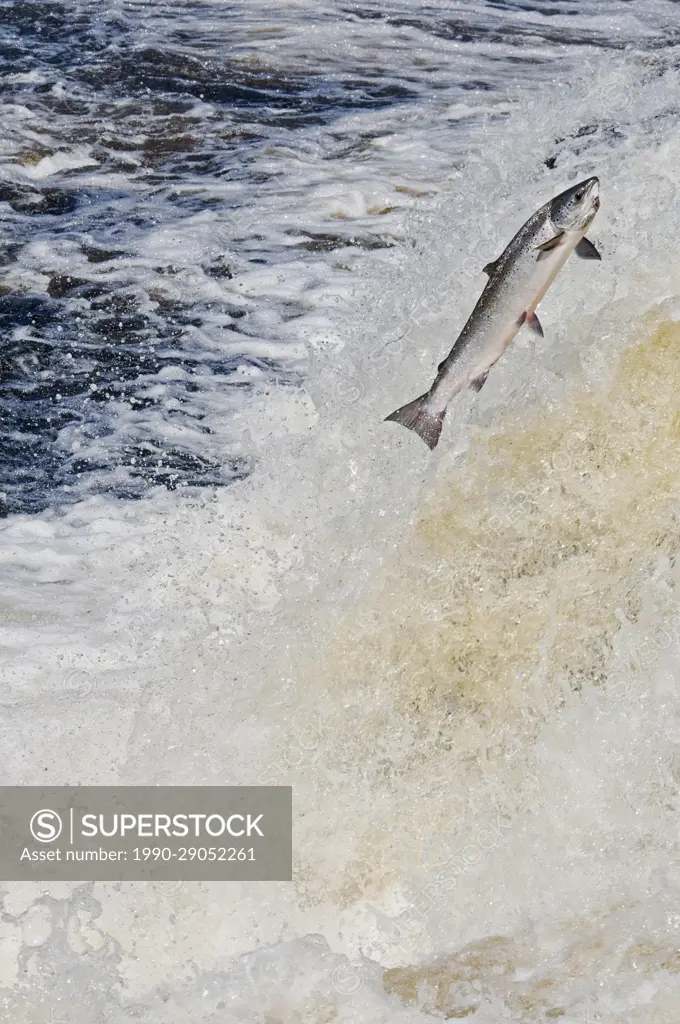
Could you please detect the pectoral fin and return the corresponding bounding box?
[469,371,489,392]
[575,237,602,260]
[535,233,564,261]
[526,311,544,337]
[536,234,564,252]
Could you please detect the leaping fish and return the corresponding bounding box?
[385,177,601,449]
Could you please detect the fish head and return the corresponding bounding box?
[550,177,600,232]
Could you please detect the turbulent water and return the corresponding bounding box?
[3,0,680,1021]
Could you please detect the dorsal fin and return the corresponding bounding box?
[483,259,499,275]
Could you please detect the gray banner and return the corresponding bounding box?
[0,787,292,881]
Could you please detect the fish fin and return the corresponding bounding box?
[536,233,564,251]
[469,371,489,392]
[483,259,499,275]
[575,237,602,260]
[526,311,544,337]
[385,393,446,449]
[535,233,564,261]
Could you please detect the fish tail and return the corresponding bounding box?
[384,391,446,449]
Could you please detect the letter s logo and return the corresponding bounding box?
[30,809,63,843]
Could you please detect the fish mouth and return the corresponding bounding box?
[585,176,599,202]
[582,176,600,212]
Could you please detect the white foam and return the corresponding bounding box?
[14,148,100,179]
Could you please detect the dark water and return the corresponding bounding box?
[0,0,430,514]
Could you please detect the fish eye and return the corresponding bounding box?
[574,187,586,200]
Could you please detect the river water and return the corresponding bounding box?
[2,0,680,1020]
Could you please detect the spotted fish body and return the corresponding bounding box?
[385,177,601,449]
